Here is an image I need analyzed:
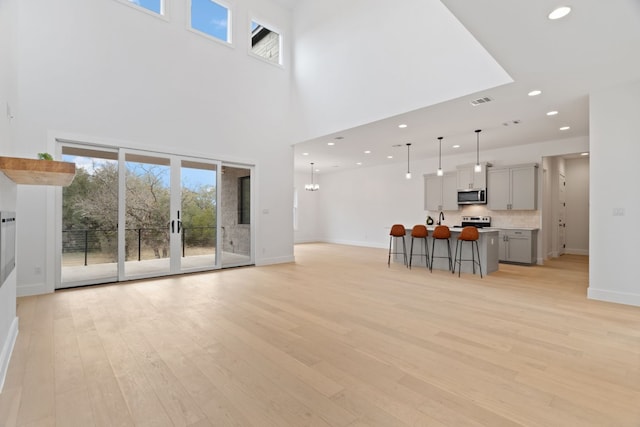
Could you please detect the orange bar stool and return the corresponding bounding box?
[453,226,483,278]
[430,225,453,272]
[409,224,430,269]
[388,224,408,267]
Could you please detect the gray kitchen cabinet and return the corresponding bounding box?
[487,164,538,210]
[456,163,488,190]
[424,172,458,211]
[498,229,538,264]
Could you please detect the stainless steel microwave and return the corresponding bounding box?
[457,189,487,205]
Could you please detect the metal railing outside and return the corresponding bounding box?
[62,227,216,266]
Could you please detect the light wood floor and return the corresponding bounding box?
[1,243,639,426]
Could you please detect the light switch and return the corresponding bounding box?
[613,208,625,217]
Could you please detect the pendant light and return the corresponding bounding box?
[474,129,482,173]
[305,162,319,191]
[405,143,412,179]
[436,137,444,176]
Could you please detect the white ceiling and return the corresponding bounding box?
[292,0,640,173]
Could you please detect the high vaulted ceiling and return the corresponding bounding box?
[292,0,640,173]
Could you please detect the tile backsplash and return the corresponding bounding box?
[426,205,541,229]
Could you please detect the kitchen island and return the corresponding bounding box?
[394,226,499,274]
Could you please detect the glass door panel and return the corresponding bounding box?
[59,146,119,288]
[179,160,218,272]
[123,152,171,279]
[220,165,253,268]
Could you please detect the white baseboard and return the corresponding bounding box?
[256,255,295,266]
[0,317,19,393]
[17,282,48,297]
[565,248,589,255]
[294,239,320,244]
[588,288,640,307]
[321,239,387,249]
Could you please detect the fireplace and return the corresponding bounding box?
[0,211,16,287]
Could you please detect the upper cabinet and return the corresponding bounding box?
[487,164,538,210]
[424,172,458,211]
[456,163,488,190]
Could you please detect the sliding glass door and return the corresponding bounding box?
[122,152,172,279]
[60,146,119,287]
[58,145,226,288]
[179,159,218,272]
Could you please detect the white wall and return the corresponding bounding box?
[565,157,589,255]
[589,79,640,306]
[0,0,19,393]
[12,0,295,295]
[305,136,588,256]
[291,0,511,141]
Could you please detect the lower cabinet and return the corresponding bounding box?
[498,229,538,264]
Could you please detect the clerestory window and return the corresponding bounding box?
[250,20,281,65]
[122,0,164,16]
[190,0,232,44]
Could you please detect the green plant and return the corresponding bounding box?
[38,152,53,160]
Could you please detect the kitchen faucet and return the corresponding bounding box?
[437,211,445,226]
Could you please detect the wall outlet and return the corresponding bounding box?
[34,266,42,275]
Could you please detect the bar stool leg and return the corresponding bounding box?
[402,236,407,266]
[388,236,393,267]
[429,238,435,272]
[471,241,476,274]
[423,237,430,269]
[453,239,460,276]
[409,237,414,269]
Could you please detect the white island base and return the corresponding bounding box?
[393,227,499,275]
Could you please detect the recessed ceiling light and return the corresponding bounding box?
[392,144,402,147]
[356,162,362,166]
[453,145,460,149]
[364,150,371,154]
[548,6,571,20]
[327,142,335,146]
[581,152,589,156]
[547,111,559,116]
[528,90,542,97]
[302,152,309,156]
[334,136,344,140]
[560,126,571,131]
[398,124,407,128]
[387,155,393,159]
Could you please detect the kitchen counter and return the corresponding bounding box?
[394,226,499,274]
[483,227,539,231]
